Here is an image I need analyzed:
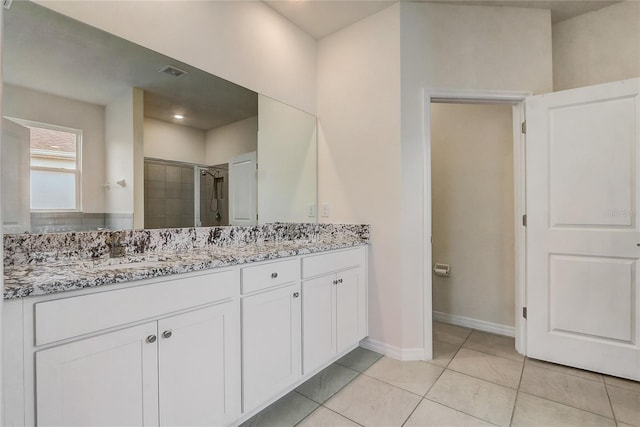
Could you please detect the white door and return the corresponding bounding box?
[36,322,159,426]
[526,78,640,380]
[229,151,257,226]
[241,283,301,412]
[2,118,31,233]
[302,274,335,374]
[158,302,240,426]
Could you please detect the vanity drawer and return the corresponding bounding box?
[241,258,299,294]
[302,247,365,279]
[35,270,234,346]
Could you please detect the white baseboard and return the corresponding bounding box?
[360,337,425,361]
[433,311,515,337]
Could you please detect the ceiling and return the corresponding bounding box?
[264,0,622,39]
[3,1,258,131]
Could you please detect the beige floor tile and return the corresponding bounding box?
[519,364,613,418]
[336,347,383,373]
[433,321,472,346]
[604,375,640,393]
[297,407,360,427]
[426,370,516,427]
[296,363,359,403]
[324,375,421,427]
[511,392,616,427]
[364,356,443,396]
[607,385,640,426]
[448,348,523,389]
[404,399,494,427]
[428,340,460,368]
[526,358,603,382]
[240,391,318,427]
[463,330,524,362]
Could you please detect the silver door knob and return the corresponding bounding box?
[338,278,343,284]
[146,335,157,343]
[271,272,278,278]
[293,292,300,298]
[162,330,173,339]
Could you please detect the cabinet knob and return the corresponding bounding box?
[162,330,173,339]
[271,272,278,279]
[146,335,157,343]
[293,292,300,298]
[333,280,338,285]
[338,278,343,284]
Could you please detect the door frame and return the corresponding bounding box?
[422,88,530,359]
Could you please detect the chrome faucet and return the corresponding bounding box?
[109,232,127,258]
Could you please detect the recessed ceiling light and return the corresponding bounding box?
[174,114,184,120]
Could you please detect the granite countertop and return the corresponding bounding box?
[3,238,367,299]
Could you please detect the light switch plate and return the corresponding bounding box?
[320,204,330,218]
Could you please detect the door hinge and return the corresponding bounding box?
[522,307,527,319]
[522,214,527,227]
[521,121,526,134]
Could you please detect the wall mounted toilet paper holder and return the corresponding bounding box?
[433,263,450,277]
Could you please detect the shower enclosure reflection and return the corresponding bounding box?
[199,165,228,227]
[143,159,230,229]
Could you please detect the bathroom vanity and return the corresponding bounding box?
[2,224,369,426]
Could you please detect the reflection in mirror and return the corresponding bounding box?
[2,1,316,233]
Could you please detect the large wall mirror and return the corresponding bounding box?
[1,1,317,233]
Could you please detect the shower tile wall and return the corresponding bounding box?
[200,167,229,226]
[144,161,194,229]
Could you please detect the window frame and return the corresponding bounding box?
[12,118,83,212]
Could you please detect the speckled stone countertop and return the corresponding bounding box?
[4,224,369,299]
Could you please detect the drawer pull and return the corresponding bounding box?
[146,335,157,343]
[162,330,173,339]
[271,272,278,279]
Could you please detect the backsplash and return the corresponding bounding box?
[3,223,369,267]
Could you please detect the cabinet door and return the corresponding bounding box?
[36,322,159,426]
[242,283,301,411]
[336,268,362,353]
[158,302,240,426]
[302,275,335,374]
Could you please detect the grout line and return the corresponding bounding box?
[319,406,365,427]
[602,377,619,424]
[517,391,617,421]
[422,396,502,426]
[399,393,424,427]
[508,352,527,426]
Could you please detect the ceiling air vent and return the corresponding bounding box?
[3,0,13,10]
[159,65,188,78]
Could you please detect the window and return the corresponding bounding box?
[26,122,82,211]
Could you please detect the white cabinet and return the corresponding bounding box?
[36,302,239,427]
[36,322,160,426]
[241,283,301,412]
[158,302,239,426]
[301,248,367,374]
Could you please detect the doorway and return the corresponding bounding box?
[422,89,528,360]
[430,102,516,336]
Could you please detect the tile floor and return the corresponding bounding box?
[241,321,640,427]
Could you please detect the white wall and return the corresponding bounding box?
[2,84,106,213]
[144,118,206,165]
[399,2,552,353]
[553,1,640,91]
[258,96,316,224]
[34,0,317,115]
[318,2,552,355]
[205,116,257,166]
[105,88,142,219]
[431,103,515,328]
[317,4,404,350]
